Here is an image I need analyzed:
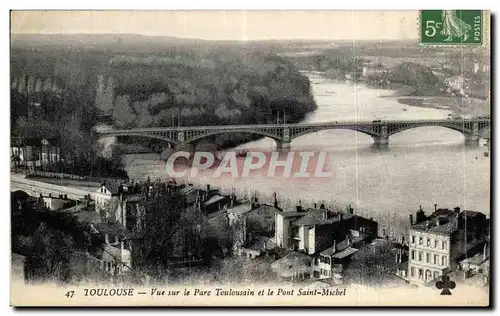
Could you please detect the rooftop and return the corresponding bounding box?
[101,182,121,195]
[292,210,354,227]
[460,253,488,266]
[410,218,456,235]
[332,247,358,259]
[225,203,251,216]
[203,194,227,206]
[276,210,307,218]
[249,204,280,216]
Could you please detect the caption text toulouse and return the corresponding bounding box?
[82,288,347,297]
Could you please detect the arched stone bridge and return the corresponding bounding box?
[95,119,490,150]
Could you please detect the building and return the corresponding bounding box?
[362,66,387,78]
[11,137,61,169]
[272,205,378,283]
[101,242,132,276]
[315,243,347,282]
[226,199,280,256]
[275,207,378,255]
[95,182,122,213]
[407,206,489,285]
[42,193,72,211]
[270,251,313,281]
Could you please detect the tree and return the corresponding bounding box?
[24,223,75,283]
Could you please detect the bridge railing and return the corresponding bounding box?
[95,118,490,134]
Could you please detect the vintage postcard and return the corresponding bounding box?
[10,10,491,307]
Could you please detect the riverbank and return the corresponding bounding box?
[311,70,490,118]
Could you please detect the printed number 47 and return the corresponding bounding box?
[65,290,75,298]
[425,21,442,37]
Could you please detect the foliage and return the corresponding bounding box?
[24,223,75,283]
[11,38,317,151]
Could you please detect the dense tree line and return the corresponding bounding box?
[11,39,317,152]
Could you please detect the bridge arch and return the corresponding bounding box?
[289,126,379,141]
[97,133,178,148]
[11,190,30,201]
[387,124,474,137]
[184,130,281,145]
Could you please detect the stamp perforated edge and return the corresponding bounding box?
[418,10,489,48]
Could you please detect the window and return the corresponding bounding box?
[434,240,438,248]
[101,188,103,193]
[426,252,430,263]
[427,238,431,247]
[411,235,415,244]
[434,254,438,265]
[411,250,415,260]
[419,269,424,280]
[410,267,415,278]
[442,256,447,266]
[418,251,423,262]
[434,271,439,280]
[419,237,423,245]
[442,241,446,250]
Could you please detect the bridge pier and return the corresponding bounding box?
[464,134,480,146]
[372,136,389,148]
[275,140,291,151]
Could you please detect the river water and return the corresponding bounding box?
[122,72,490,236]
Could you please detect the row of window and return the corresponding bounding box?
[410,266,441,281]
[411,250,448,266]
[411,235,447,250]
[320,268,331,277]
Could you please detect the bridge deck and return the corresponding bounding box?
[95,119,490,134]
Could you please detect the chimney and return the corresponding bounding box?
[48,193,51,198]
[273,192,278,209]
[409,214,414,226]
[296,200,303,212]
[332,240,337,252]
[436,219,440,227]
[64,194,67,200]
[399,249,402,263]
[105,233,110,244]
[314,202,317,209]
[401,236,405,245]
[320,203,325,210]
[349,206,354,215]
[434,204,438,211]
[454,206,461,213]
[383,229,386,237]
[206,184,210,192]
[340,213,344,221]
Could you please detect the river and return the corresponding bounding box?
[121,72,490,236]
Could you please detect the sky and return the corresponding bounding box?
[11,11,420,40]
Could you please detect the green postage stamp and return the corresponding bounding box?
[420,10,484,45]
